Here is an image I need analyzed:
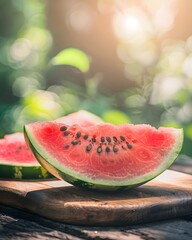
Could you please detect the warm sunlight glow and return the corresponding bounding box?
[113,8,151,42]
[124,15,141,33]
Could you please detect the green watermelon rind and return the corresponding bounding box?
[0,164,52,180]
[24,125,183,190]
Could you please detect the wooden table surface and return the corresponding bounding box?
[0,155,192,240]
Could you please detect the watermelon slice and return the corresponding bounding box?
[24,122,183,190]
[0,110,103,179]
[0,133,52,179]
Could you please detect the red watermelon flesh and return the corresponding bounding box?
[24,122,183,190]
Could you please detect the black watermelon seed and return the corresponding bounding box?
[120,136,125,141]
[86,144,92,152]
[72,140,79,145]
[113,146,118,153]
[64,144,70,149]
[97,146,102,153]
[101,137,105,142]
[84,134,89,140]
[60,126,67,131]
[64,131,70,136]
[113,136,118,142]
[106,146,110,153]
[19,146,22,150]
[127,143,132,149]
[76,131,81,138]
[106,137,111,143]
[92,137,96,142]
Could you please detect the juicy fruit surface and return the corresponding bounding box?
[0,133,39,166]
[24,122,183,188]
[55,110,103,126]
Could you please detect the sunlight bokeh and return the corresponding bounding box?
[0,0,192,159]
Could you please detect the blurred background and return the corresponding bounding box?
[0,0,192,160]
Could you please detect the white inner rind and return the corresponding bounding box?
[24,125,183,187]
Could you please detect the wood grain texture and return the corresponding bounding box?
[0,170,192,226]
[1,205,192,240]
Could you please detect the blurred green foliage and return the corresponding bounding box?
[51,48,90,73]
[0,0,192,159]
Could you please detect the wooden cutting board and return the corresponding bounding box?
[0,170,192,226]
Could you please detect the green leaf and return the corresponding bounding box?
[102,110,131,125]
[51,48,90,72]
